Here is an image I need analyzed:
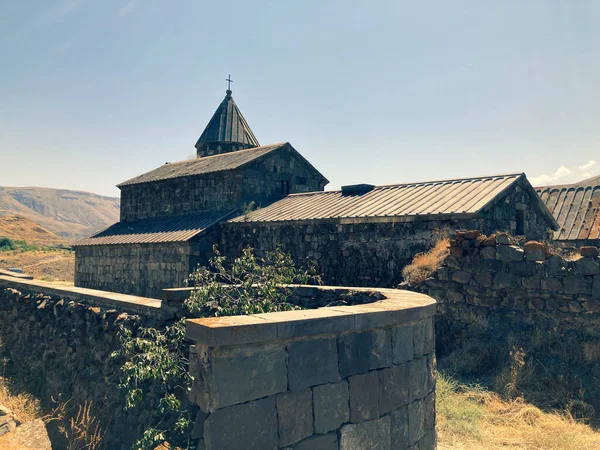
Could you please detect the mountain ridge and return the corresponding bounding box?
[0,186,120,241]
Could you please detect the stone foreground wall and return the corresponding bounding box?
[186,289,437,450]
[220,217,478,288]
[0,284,164,450]
[75,241,193,299]
[418,231,600,350]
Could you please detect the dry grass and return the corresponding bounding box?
[0,377,42,423]
[0,249,74,283]
[438,374,600,450]
[402,238,449,285]
[48,401,106,450]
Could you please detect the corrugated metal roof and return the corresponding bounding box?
[73,209,237,246]
[195,91,259,149]
[230,173,524,223]
[118,142,286,187]
[536,183,600,241]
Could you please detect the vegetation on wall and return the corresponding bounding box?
[113,246,320,449]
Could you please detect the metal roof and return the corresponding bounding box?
[118,143,286,187]
[73,209,237,246]
[230,173,524,223]
[536,183,600,241]
[195,91,259,150]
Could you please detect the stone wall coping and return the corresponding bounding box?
[222,212,479,228]
[0,275,162,317]
[164,284,385,303]
[186,287,436,347]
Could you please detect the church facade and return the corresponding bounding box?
[74,87,558,298]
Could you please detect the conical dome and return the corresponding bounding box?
[195,90,259,157]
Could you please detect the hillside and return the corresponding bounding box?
[0,215,66,246]
[0,186,119,241]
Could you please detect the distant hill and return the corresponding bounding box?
[0,215,67,246]
[0,186,119,241]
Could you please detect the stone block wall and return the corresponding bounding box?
[186,288,437,450]
[477,176,552,241]
[0,281,165,450]
[75,241,193,299]
[220,217,479,288]
[119,147,326,222]
[418,231,600,350]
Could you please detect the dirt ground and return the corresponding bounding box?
[0,250,74,284]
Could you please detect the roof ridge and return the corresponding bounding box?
[286,173,524,197]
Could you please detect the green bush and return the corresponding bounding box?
[114,246,320,449]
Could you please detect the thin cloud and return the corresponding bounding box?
[117,0,138,18]
[579,160,596,171]
[529,166,572,186]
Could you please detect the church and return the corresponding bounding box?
[74,84,558,298]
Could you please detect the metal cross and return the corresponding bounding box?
[226,75,233,90]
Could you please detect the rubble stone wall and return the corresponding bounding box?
[186,289,437,450]
[0,284,163,450]
[418,232,600,351]
[220,217,478,288]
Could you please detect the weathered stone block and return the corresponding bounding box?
[581,246,599,258]
[547,255,569,276]
[288,337,339,390]
[494,272,519,289]
[313,381,349,434]
[294,433,338,450]
[204,397,278,450]
[474,271,492,287]
[594,276,600,299]
[541,277,562,291]
[523,241,546,262]
[480,246,496,259]
[392,324,415,364]
[496,233,510,245]
[418,428,437,450]
[574,258,600,276]
[340,416,391,450]
[379,363,410,414]
[390,405,409,449]
[522,276,541,289]
[413,317,434,358]
[408,399,425,445]
[423,392,436,431]
[451,270,471,284]
[482,259,503,272]
[563,276,591,295]
[408,357,430,402]
[205,343,287,410]
[338,329,391,377]
[349,371,379,422]
[277,389,313,446]
[497,245,524,262]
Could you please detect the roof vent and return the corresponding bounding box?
[341,184,375,196]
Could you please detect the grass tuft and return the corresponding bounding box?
[402,238,449,285]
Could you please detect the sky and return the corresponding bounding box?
[1,1,599,198]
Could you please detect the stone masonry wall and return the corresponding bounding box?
[418,231,600,351]
[220,217,480,288]
[119,147,326,222]
[0,283,166,450]
[75,241,193,299]
[186,288,437,450]
[477,176,552,241]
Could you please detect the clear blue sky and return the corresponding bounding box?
[1,1,599,197]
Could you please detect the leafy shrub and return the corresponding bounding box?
[115,246,320,449]
[185,245,321,317]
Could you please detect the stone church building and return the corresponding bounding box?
[74,88,558,298]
